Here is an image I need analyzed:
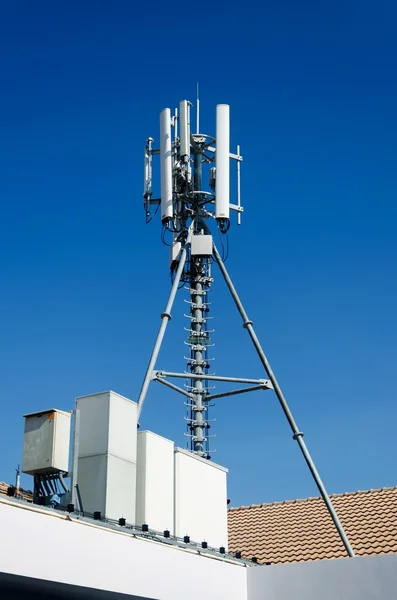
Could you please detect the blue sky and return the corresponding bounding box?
[0,1,396,507]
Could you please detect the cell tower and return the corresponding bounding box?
[139,93,355,558]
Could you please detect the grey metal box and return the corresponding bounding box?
[22,409,71,475]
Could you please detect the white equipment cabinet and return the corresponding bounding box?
[136,430,174,532]
[174,448,228,549]
[75,391,137,523]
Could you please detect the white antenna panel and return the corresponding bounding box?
[180,100,191,182]
[144,145,151,197]
[160,108,173,222]
[215,104,230,222]
[179,100,190,158]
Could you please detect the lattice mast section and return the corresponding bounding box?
[184,140,215,456]
[143,99,242,457]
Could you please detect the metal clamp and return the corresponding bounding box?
[242,320,253,329]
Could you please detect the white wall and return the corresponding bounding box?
[77,454,108,515]
[53,410,72,471]
[106,455,136,521]
[3,497,396,600]
[174,448,228,549]
[77,393,110,457]
[107,394,138,462]
[247,554,397,600]
[136,431,174,533]
[0,499,247,600]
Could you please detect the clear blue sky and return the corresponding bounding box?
[0,1,396,508]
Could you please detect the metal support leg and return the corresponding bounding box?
[154,376,195,400]
[208,384,268,401]
[75,483,84,513]
[213,243,355,558]
[137,225,194,420]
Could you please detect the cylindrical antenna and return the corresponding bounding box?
[160,108,173,223]
[215,104,230,229]
[179,100,191,181]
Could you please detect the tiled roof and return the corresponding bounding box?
[228,487,397,564]
[0,481,33,503]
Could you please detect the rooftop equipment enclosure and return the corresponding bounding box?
[22,409,71,475]
[174,448,228,549]
[136,430,175,533]
[76,391,137,522]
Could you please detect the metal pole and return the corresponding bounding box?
[191,275,205,454]
[213,243,355,558]
[196,83,200,134]
[194,152,202,191]
[15,464,21,499]
[75,483,84,513]
[137,225,194,420]
[189,142,206,456]
[236,145,241,225]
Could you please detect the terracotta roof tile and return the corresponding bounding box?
[0,481,33,502]
[228,486,397,564]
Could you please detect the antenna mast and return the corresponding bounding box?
[139,94,355,558]
[141,96,242,457]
